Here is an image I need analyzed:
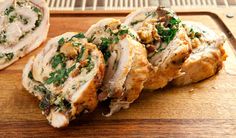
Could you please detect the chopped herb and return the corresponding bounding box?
[118,29,129,36]
[50,53,66,69]
[31,6,42,29]
[190,28,193,33]
[76,46,85,62]
[23,18,28,24]
[57,37,65,50]
[39,92,51,115]
[0,31,6,44]
[35,83,71,114]
[9,15,16,23]
[85,54,94,72]
[128,32,136,39]
[4,6,14,16]
[99,37,112,61]
[103,51,111,62]
[34,84,50,94]
[195,32,201,38]
[45,65,75,86]
[32,6,41,14]
[34,19,41,28]
[5,53,14,61]
[19,31,30,40]
[28,71,33,80]
[55,98,71,112]
[87,34,96,42]
[156,16,180,45]
[72,33,85,39]
[168,17,181,26]
[156,43,165,53]
[16,1,24,7]
[113,36,119,43]
[45,68,67,85]
[130,19,144,26]
[19,15,29,25]
[67,64,76,73]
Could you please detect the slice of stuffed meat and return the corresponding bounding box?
[124,7,192,90]
[172,21,227,85]
[22,32,105,128]
[85,18,149,116]
[0,0,49,69]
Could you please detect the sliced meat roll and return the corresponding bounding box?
[22,32,105,128]
[85,18,149,116]
[124,7,192,90]
[172,21,227,85]
[0,0,49,69]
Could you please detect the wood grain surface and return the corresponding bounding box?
[0,10,236,137]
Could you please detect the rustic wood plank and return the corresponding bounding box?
[0,119,236,137]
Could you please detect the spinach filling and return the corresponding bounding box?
[156,17,181,45]
[45,64,76,86]
[29,72,71,115]
[46,33,94,86]
[39,91,71,115]
[149,14,181,57]
[31,6,42,30]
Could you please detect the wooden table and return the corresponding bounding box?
[1,8,236,137]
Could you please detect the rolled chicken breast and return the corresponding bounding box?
[172,21,227,85]
[22,32,105,128]
[85,18,149,116]
[124,7,192,90]
[0,0,49,69]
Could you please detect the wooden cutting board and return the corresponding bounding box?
[1,9,236,137]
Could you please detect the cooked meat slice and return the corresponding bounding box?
[0,0,49,69]
[172,21,227,85]
[22,32,105,128]
[86,18,149,115]
[124,8,192,89]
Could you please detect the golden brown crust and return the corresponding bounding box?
[172,42,226,86]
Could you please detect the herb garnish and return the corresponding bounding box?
[100,37,112,61]
[72,33,85,39]
[45,64,75,86]
[76,46,85,62]
[28,71,33,80]
[156,17,181,44]
[4,6,14,16]
[85,54,94,72]
[36,84,71,114]
[50,53,66,69]
[5,53,14,61]
[87,34,96,42]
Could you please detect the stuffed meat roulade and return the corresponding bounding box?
[124,7,192,89]
[86,18,149,116]
[22,32,105,128]
[0,0,49,69]
[172,21,227,85]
